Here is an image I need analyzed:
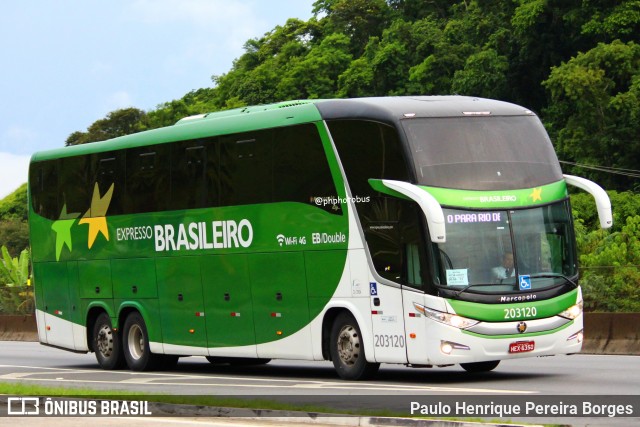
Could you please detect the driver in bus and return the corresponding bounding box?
[492,252,515,282]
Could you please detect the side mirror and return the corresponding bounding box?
[369,179,446,243]
[564,174,612,229]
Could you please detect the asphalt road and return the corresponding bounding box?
[1,341,639,426]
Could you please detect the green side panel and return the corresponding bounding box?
[249,252,309,344]
[305,250,347,298]
[421,181,568,208]
[33,263,46,312]
[447,288,578,322]
[201,254,256,348]
[65,262,82,325]
[112,258,158,299]
[78,260,113,299]
[156,256,207,348]
[37,262,70,320]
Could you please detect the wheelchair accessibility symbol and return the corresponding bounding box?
[370,282,378,296]
[519,275,531,291]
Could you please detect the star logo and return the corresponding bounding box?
[529,187,542,202]
[51,203,80,261]
[517,322,527,334]
[78,183,114,249]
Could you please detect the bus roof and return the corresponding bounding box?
[30,96,534,162]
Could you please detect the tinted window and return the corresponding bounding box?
[29,161,59,219]
[59,155,91,217]
[89,152,124,215]
[30,123,338,218]
[328,120,430,286]
[402,116,563,190]
[273,124,337,210]
[171,138,218,210]
[126,145,170,213]
[220,132,272,206]
[219,124,339,213]
[328,120,409,199]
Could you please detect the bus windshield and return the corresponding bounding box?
[433,201,577,294]
[402,116,564,191]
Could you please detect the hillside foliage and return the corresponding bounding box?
[3,0,639,312]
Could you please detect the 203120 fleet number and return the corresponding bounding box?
[374,334,405,348]
[504,306,537,319]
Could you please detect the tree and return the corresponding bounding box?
[543,41,640,190]
[65,107,147,145]
[0,183,28,222]
[578,216,640,312]
[451,48,509,98]
[278,33,353,99]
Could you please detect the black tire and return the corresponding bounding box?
[330,312,380,380]
[460,360,500,373]
[205,357,271,366]
[122,312,162,371]
[93,312,126,370]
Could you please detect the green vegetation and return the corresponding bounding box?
[572,192,640,312]
[0,381,404,417]
[2,1,639,312]
[0,245,32,314]
[65,1,640,193]
[0,185,32,314]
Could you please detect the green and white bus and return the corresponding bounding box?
[28,96,611,380]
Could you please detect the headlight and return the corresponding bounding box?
[413,303,479,329]
[559,301,583,320]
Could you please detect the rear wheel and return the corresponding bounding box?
[122,312,163,371]
[93,312,125,370]
[460,360,500,373]
[330,312,379,380]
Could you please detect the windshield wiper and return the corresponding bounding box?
[453,283,495,297]
[527,273,579,288]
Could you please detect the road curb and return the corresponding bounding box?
[147,402,543,427]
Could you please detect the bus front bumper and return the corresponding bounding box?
[417,314,583,366]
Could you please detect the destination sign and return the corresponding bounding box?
[446,212,503,224]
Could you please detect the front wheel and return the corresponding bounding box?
[460,360,500,373]
[330,312,380,380]
[122,312,163,371]
[93,312,125,370]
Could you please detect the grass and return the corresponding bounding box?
[0,381,558,426]
[0,381,399,417]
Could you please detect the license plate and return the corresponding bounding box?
[509,341,535,353]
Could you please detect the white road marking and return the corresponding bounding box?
[0,364,535,394]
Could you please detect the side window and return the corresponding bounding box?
[329,120,428,288]
[59,155,91,217]
[89,152,124,216]
[125,145,170,213]
[29,160,59,219]
[220,131,272,206]
[171,138,218,210]
[273,124,339,214]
